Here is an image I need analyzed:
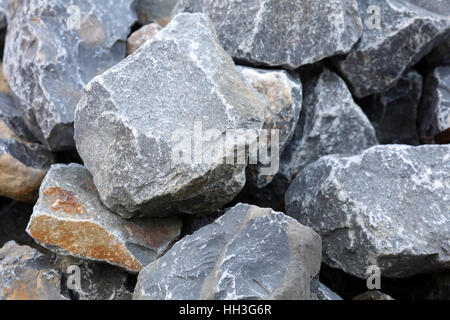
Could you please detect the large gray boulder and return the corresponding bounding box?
[75,13,266,219]
[286,145,450,278]
[134,203,322,300]
[174,0,363,70]
[335,0,450,98]
[3,0,136,151]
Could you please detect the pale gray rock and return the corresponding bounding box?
[3,0,137,151]
[335,0,450,98]
[136,0,177,26]
[75,13,266,219]
[419,66,450,143]
[134,203,322,300]
[362,69,423,145]
[27,163,182,273]
[286,145,450,278]
[174,0,363,70]
[0,200,35,248]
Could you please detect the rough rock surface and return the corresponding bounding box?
[0,241,64,300]
[286,145,450,278]
[174,0,363,70]
[27,163,182,273]
[335,0,450,98]
[134,203,322,300]
[0,92,36,143]
[127,23,162,55]
[419,66,450,143]
[3,0,137,151]
[75,13,266,219]
[362,70,423,145]
[136,0,177,26]
[237,66,302,188]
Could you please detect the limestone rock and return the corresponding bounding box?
[0,92,36,142]
[174,0,363,70]
[0,65,9,93]
[75,13,266,219]
[286,145,450,278]
[3,0,137,151]
[135,0,177,26]
[127,22,162,55]
[134,203,322,300]
[27,163,182,273]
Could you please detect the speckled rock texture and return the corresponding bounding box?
[134,203,322,300]
[286,145,450,279]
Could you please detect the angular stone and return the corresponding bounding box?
[353,291,394,300]
[127,22,162,55]
[237,66,302,188]
[133,203,322,300]
[135,0,177,26]
[362,69,423,145]
[3,0,136,151]
[335,0,450,98]
[174,0,363,70]
[75,13,266,219]
[0,241,64,300]
[0,138,54,202]
[0,92,36,143]
[317,282,343,301]
[27,163,182,273]
[286,145,450,278]
[419,66,450,143]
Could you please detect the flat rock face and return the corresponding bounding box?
[3,0,136,151]
[75,13,266,219]
[27,163,182,273]
[0,92,36,143]
[335,0,450,98]
[419,66,450,143]
[0,241,64,300]
[286,145,450,278]
[136,0,177,26]
[362,70,423,145]
[127,23,162,55]
[237,66,302,188]
[174,0,363,70]
[134,203,322,300]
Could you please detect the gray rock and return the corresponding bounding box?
[134,203,322,300]
[419,66,450,143]
[0,92,36,143]
[75,13,266,219]
[335,0,450,98]
[27,163,182,273]
[136,0,177,26]
[286,145,450,278]
[127,22,162,55]
[0,241,64,300]
[237,66,302,188]
[362,69,423,145]
[3,0,137,151]
[317,282,343,300]
[174,0,363,70]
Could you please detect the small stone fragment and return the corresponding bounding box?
[127,23,162,55]
[135,0,177,26]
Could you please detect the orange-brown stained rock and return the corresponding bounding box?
[28,215,143,272]
[43,187,84,215]
[125,222,170,249]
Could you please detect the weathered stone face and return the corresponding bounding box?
[286,145,450,279]
[0,93,37,143]
[75,13,266,219]
[174,0,363,70]
[335,0,450,98]
[135,0,177,26]
[27,163,182,273]
[134,203,322,300]
[3,0,136,151]
[0,241,65,300]
[127,23,162,55]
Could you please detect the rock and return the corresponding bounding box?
[0,138,54,202]
[3,0,137,151]
[134,203,322,300]
[174,0,363,70]
[286,145,450,278]
[353,291,394,300]
[0,200,35,248]
[237,66,302,188]
[27,163,182,273]
[362,69,423,145]
[75,13,266,219]
[419,66,450,143]
[317,282,343,301]
[127,22,162,55]
[0,92,36,142]
[135,0,177,26]
[0,65,9,93]
[0,241,64,300]
[334,0,450,98]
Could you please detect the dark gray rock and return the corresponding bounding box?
[174,0,363,70]
[424,36,450,67]
[75,13,266,219]
[317,282,343,300]
[3,0,137,151]
[362,69,423,145]
[335,0,450,98]
[286,145,450,278]
[136,0,177,26]
[134,203,322,300]
[0,92,36,143]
